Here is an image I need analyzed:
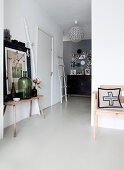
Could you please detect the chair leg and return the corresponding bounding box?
[93,116,96,141]
[94,114,98,141]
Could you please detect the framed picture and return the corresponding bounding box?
[4,40,31,97]
[85,69,90,75]
[70,69,76,75]
[5,47,27,94]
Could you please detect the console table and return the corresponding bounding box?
[4,95,45,137]
[67,75,91,96]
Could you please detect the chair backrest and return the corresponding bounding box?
[100,85,124,103]
[100,85,124,91]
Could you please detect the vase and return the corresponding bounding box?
[11,82,16,100]
[32,86,37,97]
[18,71,32,99]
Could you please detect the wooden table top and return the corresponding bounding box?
[4,95,43,106]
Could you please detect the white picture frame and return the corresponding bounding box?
[85,69,90,75]
[70,69,76,75]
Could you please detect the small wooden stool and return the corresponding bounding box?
[4,95,45,137]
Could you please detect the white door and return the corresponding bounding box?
[37,28,52,109]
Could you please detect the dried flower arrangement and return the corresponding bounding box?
[33,77,41,89]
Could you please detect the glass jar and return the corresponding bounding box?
[18,71,32,99]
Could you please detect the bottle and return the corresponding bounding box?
[32,86,37,97]
[11,82,16,100]
[18,71,32,99]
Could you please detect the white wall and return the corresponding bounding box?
[92,0,124,129]
[4,0,63,128]
[0,0,3,139]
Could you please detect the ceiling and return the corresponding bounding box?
[36,0,91,41]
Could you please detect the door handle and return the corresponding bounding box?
[51,72,53,76]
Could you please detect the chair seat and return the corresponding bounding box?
[98,107,124,111]
[97,103,124,112]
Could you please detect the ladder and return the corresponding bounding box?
[58,56,67,103]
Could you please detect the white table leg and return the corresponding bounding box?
[38,98,45,119]
[30,100,32,117]
[13,105,16,137]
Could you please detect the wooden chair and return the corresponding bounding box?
[93,85,124,141]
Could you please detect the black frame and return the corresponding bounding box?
[4,40,31,100]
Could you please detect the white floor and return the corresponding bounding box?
[0,97,124,170]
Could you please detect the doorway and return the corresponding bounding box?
[36,27,53,109]
[63,41,91,98]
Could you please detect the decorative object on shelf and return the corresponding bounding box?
[68,21,84,43]
[32,77,41,97]
[85,69,91,75]
[18,71,32,99]
[11,82,16,99]
[33,77,41,89]
[13,98,20,102]
[81,66,85,75]
[76,73,81,75]
[70,69,76,75]
[4,40,31,99]
[32,86,37,97]
[4,29,11,42]
[82,70,85,75]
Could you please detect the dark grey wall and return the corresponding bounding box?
[63,40,91,75]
